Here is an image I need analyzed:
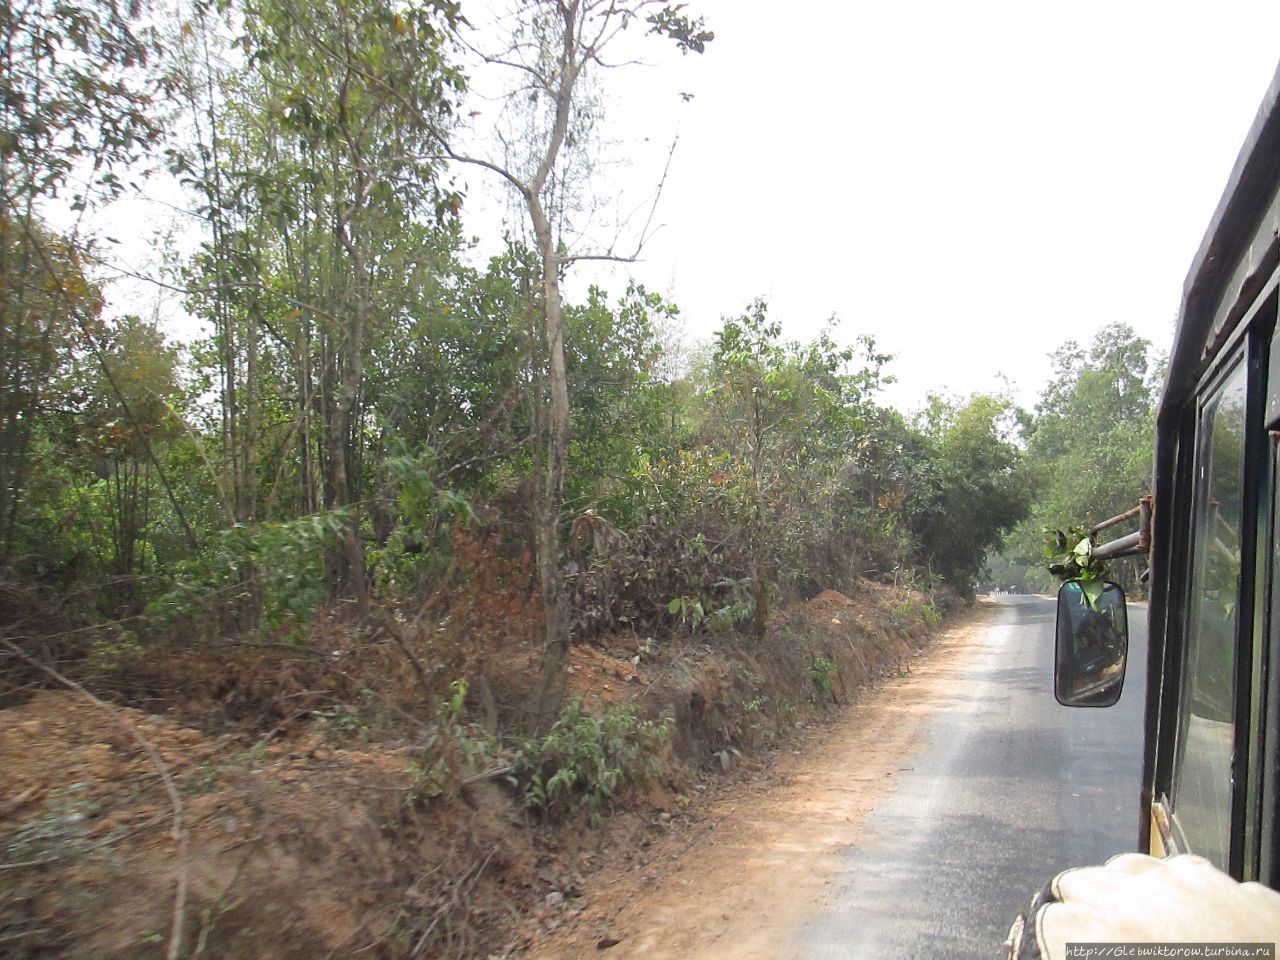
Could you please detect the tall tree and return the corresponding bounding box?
[73,315,183,604]
[909,393,1030,596]
[0,0,163,568]
[174,0,465,611]
[449,0,712,729]
[992,324,1162,593]
[704,303,888,636]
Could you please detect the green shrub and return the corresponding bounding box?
[415,680,496,798]
[147,507,354,634]
[809,656,837,698]
[921,602,943,627]
[891,599,942,632]
[511,698,671,823]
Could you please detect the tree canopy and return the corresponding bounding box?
[987,323,1162,595]
[1,0,1041,720]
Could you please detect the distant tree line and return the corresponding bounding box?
[986,324,1164,596]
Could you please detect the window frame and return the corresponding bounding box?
[1159,285,1275,879]
[1169,350,1249,872]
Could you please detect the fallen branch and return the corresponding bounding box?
[371,618,434,704]
[460,766,512,788]
[411,848,496,958]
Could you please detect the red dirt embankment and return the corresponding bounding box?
[1,691,538,958]
[0,581,959,959]
[521,602,998,960]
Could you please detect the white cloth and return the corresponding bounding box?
[1007,853,1280,959]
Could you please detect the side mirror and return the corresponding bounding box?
[1055,579,1128,707]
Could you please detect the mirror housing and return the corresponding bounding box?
[1055,579,1128,707]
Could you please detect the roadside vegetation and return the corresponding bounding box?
[0,0,1153,956]
[986,324,1165,597]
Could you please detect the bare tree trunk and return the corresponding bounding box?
[524,4,582,732]
[450,0,705,727]
[749,397,768,642]
[328,235,370,617]
[300,328,317,516]
[529,199,571,731]
[1,213,58,562]
[330,97,372,618]
[242,224,264,525]
[327,384,368,615]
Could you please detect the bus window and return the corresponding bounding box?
[1173,357,1247,869]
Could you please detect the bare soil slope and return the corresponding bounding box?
[521,602,998,960]
[0,582,968,959]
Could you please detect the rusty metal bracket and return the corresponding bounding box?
[1091,496,1153,561]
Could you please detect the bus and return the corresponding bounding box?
[1131,57,1279,884]
[1012,60,1280,959]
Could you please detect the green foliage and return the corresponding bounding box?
[510,699,671,823]
[893,599,942,630]
[1044,526,1110,609]
[907,393,1031,597]
[0,0,1063,777]
[646,6,715,54]
[414,680,499,798]
[1,0,179,609]
[566,284,679,514]
[699,302,893,632]
[667,595,706,630]
[993,324,1160,595]
[371,443,477,593]
[1,0,163,211]
[808,656,837,698]
[149,507,354,633]
[706,576,757,632]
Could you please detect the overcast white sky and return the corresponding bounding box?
[89,1,1280,416]
[457,0,1280,413]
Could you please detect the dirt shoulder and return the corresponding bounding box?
[521,601,1000,959]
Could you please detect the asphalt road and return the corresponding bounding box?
[795,594,1148,959]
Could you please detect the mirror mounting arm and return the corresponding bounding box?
[1090,496,1153,561]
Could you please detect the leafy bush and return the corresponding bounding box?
[510,699,671,823]
[565,448,755,640]
[370,443,477,595]
[415,680,497,798]
[147,507,354,635]
[891,599,942,632]
[809,656,837,698]
[925,601,943,625]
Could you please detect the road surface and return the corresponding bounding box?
[529,595,1148,960]
[796,593,1147,958]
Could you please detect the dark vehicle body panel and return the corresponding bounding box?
[1146,61,1280,884]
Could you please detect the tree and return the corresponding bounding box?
[563,283,675,513]
[0,227,98,564]
[994,324,1162,594]
[0,0,164,571]
[703,302,888,636]
[909,394,1030,597]
[71,315,184,605]
[450,0,712,729]
[0,0,161,215]
[173,0,466,612]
